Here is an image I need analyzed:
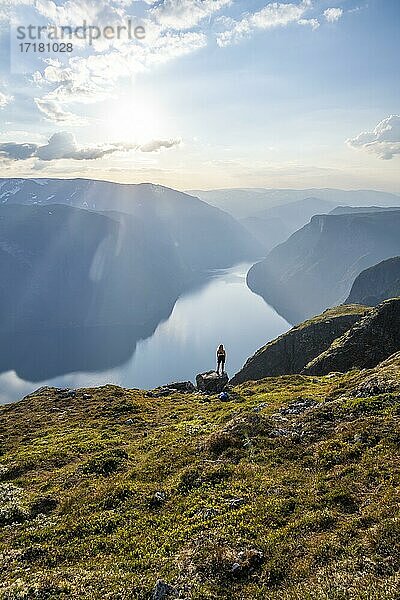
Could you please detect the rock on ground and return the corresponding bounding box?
[196,371,229,394]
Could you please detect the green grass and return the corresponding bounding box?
[293,304,370,331]
[0,366,399,599]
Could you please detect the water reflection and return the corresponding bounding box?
[0,264,291,404]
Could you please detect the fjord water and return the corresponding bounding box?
[0,264,290,404]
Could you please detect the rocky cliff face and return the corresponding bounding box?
[303,297,400,375]
[247,210,400,324]
[346,256,400,306]
[230,305,369,385]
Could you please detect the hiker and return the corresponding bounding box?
[216,344,226,375]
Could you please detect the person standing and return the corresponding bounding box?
[216,344,226,375]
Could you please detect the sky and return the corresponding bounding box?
[0,0,399,191]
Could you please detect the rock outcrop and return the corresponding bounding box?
[196,371,229,394]
[303,298,400,375]
[344,351,400,398]
[345,256,400,306]
[149,381,195,397]
[230,305,369,385]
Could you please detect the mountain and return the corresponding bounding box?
[0,203,191,332]
[240,215,292,253]
[230,305,369,385]
[0,204,192,380]
[247,210,400,324]
[241,197,336,251]
[329,205,400,215]
[0,178,262,270]
[188,188,400,219]
[0,194,260,380]
[303,298,400,375]
[1,353,399,598]
[346,257,400,306]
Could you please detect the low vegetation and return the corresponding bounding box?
[0,360,399,599]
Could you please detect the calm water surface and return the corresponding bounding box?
[0,263,290,403]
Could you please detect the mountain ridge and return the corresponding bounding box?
[188,188,400,219]
[247,210,400,324]
[303,297,400,375]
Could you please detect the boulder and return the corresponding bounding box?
[152,580,176,600]
[149,381,195,398]
[196,371,229,394]
[166,381,195,393]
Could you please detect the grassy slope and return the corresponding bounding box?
[0,367,399,599]
[241,304,369,364]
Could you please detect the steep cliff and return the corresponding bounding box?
[230,305,369,385]
[247,210,400,324]
[346,256,400,306]
[303,298,400,375]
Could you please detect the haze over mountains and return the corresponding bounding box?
[240,197,337,252]
[247,209,400,324]
[329,205,400,215]
[189,188,400,219]
[0,178,263,269]
[190,187,400,253]
[1,178,400,385]
[0,178,265,273]
[0,178,262,381]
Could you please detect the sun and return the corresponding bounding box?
[103,91,166,143]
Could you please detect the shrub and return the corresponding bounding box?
[79,448,128,476]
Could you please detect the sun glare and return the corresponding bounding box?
[104,93,166,143]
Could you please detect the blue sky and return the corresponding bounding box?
[0,0,399,191]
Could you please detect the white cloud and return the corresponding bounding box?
[0,91,13,108]
[140,139,181,152]
[35,98,86,124]
[324,7,343,23]
[151,0,231,30]
[216,0,312,47]
[298,17,319,29]
[33,29,206,115]
[0,131,181,162]
[346,115,400,160]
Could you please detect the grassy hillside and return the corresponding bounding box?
[0,360,399,599]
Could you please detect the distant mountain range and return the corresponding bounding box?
[0,178,262,270]
[240,197,337,252]
[329,205,400,215]
[188,188,400,219]
[247,209,400,324]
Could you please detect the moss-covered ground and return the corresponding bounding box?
[0,364,399,599]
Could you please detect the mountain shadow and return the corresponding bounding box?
[0,191,261,381]
[345,256,400,306]
[247,210,400,324]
